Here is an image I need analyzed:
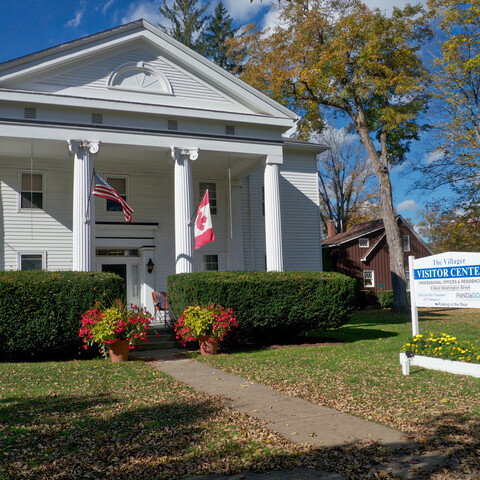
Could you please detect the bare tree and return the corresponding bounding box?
[317,127,380,236]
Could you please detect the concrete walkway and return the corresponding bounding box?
[132,349,446,479]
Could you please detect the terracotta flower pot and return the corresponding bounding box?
[108,340,130,362]
[198,335,219,355]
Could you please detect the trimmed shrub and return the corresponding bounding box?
[0,271,124,361]
[167,271,357,344]
[377,290,394,308]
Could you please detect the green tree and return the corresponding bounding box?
[418,0,480,218]
[418,205,480,253]
[234,0,430,311]
[158,0,210,53]
[204,1,239,72]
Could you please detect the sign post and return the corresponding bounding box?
[408,255,419,336]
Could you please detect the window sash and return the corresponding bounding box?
[106,177,127,212]
[203,254,218,271]
[199,182,217,215]
[363,270,374,288]
[21,254,43,271]
[359,238,369,248]
[20,173,43,209]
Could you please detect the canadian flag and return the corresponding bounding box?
[194,190,216,250]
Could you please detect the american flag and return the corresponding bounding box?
[93,173,133,222]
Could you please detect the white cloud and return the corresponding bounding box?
[223,0,271,23]
[397,199,419,211]
[66,1,87,28]
[362,0,427,15]
[425,149,444,165]
[102,0,115,15]
[122,0,165,26]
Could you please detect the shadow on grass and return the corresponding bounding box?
[310,327,398,343]
[1,392,477,479]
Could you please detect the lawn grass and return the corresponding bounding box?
[0,359,317,480]
[194,308,480,478]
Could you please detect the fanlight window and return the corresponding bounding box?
[108,62,173,95]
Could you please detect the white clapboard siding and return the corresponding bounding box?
[241,152,322,273]
[281,153,323,272]
[11,44,235,107]
[0,158,73,271]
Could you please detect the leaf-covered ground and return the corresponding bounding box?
[1,358,396,480]
[195,308,480,479]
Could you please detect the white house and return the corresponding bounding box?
[0,19,325,309]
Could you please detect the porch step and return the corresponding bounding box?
[138,324,176,351]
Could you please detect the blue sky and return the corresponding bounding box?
[0,0,434,226]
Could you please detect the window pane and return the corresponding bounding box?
[21,192,42,209]
[359,238,369,248]
[199,182,216,215]
[21,254,42,271]
[363,270,374,287]
[107,177,126,194]
[402,235,410,252]
[203,254,218,271]
[22,173,42,191]
[106,197,126,212]
[132,264,139,298]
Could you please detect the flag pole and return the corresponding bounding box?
[188,189,208,227]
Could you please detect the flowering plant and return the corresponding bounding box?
[403,332,480,364]
[174,305,237,346]
[79,299,153,357]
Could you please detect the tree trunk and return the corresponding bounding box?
[355,117,409,313]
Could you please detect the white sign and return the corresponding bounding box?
[411,252,480,309]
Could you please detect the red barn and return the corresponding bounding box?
[322,216,433,294]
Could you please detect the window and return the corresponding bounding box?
[359,238,369,248]
[203,254,218,271]
[91,113,103,124]
[24,107,36,119]
[106,177,127,212]
[402,235,411,252]
[363,270,374,288]
[20,172,43,209]
[199,182,217,215]
[20,254,43,271]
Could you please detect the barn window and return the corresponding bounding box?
[363,270,374,288]
[359,238,369,248]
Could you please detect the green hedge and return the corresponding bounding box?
[0,271,124,361]
[167,271,357,344]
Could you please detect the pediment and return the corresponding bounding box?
[0,21,295,120]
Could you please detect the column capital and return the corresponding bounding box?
[265,153,283,165]
[171,146,199,162]
[68,140,101,155]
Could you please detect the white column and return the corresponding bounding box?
[68,140,100,272]
[171,147,198,274]
[264,156,283,272]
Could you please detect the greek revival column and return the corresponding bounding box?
[264,155,283,271]
[68,140,100,271]
[171,147,198,274]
